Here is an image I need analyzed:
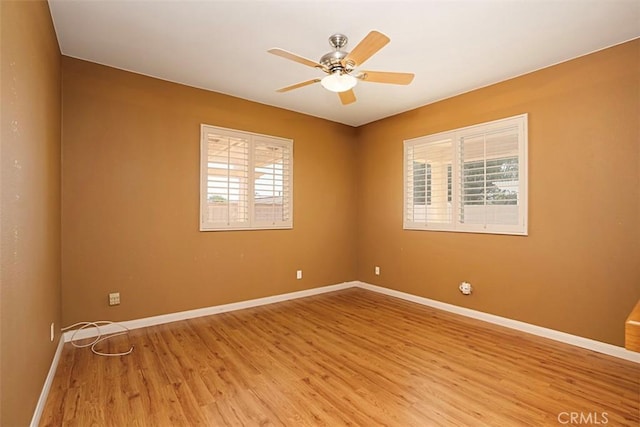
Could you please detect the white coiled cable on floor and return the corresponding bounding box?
[62,321,134,357]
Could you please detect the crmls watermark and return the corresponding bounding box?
[557,412,609,425]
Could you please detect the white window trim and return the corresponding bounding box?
[404,114,528,236]
[200,124,293,231]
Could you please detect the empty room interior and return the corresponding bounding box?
[2,1,640,426]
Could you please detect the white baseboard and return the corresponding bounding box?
[30,336,65,427]
[355,281,640,363]
[63,281,358,342]
[61,279,640,364]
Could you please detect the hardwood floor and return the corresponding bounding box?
[41,288,639,426]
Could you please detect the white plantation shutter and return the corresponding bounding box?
[405,134,454,229]
[252,138,292,227]
[202,131,249,227]
[458,126,522,231]
[200,125,293,231]
[404,114,527,235]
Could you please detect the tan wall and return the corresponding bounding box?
[61,58,358,325]
[356,40,640,346]
[61,40,639,347]
[0,1,62,425]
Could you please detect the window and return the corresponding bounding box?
[404,114,527,235]
[200,125,293,231]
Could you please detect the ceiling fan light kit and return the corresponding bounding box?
[321,72,357,93]
[268,30,414,105]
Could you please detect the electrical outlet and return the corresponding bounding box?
[375,266,380,276]
[50,323,55,342]
[109,292,120,306]
[296,270,303,280]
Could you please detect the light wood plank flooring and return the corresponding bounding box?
[41,288,639,426]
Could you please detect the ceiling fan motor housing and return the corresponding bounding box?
[320,50,348,73]
[320,34,355,74]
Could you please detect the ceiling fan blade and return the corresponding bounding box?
[276,79,321,93]
[343,30,390,67]
[338,89,356,105]
[268,48,323,69]
[358,71,415,85]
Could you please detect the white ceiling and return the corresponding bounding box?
[48,0,639,127]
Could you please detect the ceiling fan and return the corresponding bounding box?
[268,31,414,105]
